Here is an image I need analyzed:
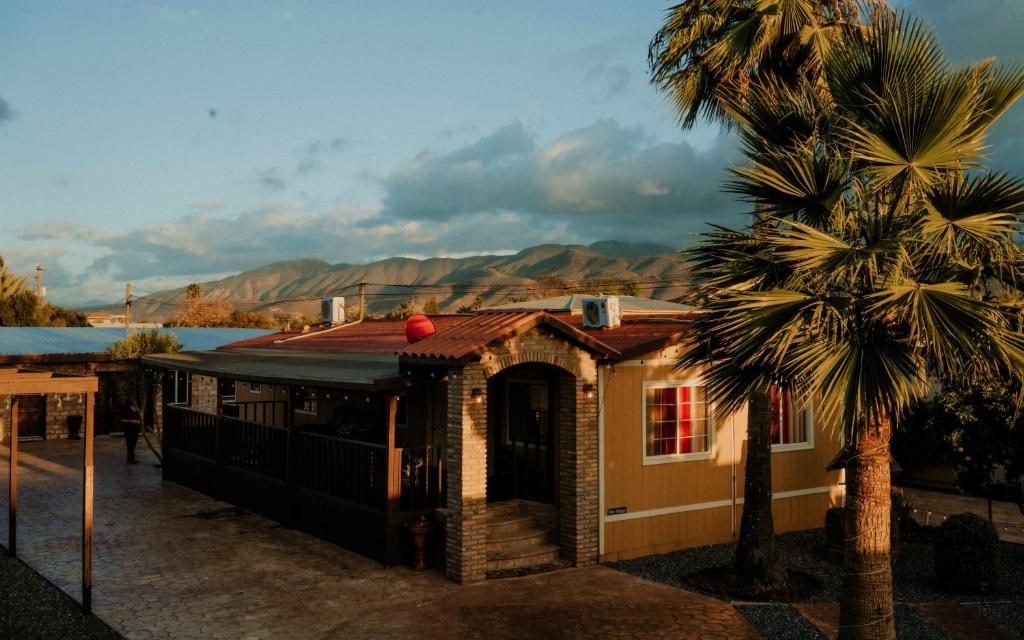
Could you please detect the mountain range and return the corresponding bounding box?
[103,241,689,321]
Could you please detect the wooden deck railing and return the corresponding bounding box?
[294,431,386,509]
[163,402,440,563]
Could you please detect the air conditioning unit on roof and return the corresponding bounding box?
[581,296,621,329]
[321,296,346,325]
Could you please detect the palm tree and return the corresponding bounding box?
[648,0,873,128]
[650,0,883,586]
[0,256,27,299]
[682,13,1024,639]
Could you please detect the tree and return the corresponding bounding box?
[681,14,1024,638]
[648,0,871,128]
[169,283,232,327]
[0,256,27,298]
[107,330,183,456]
[225,309,277,329]
[423,298,440,315]
[650,0,886,589]
[456,295,485,314]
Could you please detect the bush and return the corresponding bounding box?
[933,513,999,593]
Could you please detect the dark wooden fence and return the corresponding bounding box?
[163,404,443,562]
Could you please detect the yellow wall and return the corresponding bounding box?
[599,346,844,562]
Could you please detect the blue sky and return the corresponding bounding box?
[1,0,1022,306]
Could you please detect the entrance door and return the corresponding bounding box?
[15,395,46,440]
[490,377,555,503]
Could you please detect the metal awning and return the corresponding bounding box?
[143,348,403,390]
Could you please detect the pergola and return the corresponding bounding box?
[1,368,99,613]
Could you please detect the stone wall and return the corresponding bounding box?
[190,374,218,414]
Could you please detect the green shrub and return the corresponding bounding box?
[933,513,999,593]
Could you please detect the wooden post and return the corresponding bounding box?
[358,282,366,321]
[82,391,94,613]
[286,390,297,527]
[8,396,18,557]
[385,394,401,565]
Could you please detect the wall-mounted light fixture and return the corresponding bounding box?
[471,387,484,404]
[583,383,595,399]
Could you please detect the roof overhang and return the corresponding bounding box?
[143,348,403,390]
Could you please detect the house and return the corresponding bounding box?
[0,327,275,441]
[144,296,843,583]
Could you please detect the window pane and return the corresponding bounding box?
[646,384,711,457]
[645,387,678,457]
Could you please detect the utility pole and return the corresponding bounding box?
[124,282,132,329]
[358,281,366,321]
[34,265,46,299]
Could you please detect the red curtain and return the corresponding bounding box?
[678,386,692,454]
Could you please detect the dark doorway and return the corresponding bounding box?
[488,364,564,503]
[15,394,46,440]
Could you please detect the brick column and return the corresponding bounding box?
[444,363,489,584]
[559,364,600,566]
[190,374,218,414]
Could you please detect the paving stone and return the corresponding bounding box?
[1,438,756,639]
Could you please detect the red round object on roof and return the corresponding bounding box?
[405,314,437,344]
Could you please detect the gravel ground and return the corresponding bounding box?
[612,528,1024,603]
[611,528,1024,638]
[733,605,823,639]
[0,549,122,640]
[967,602,1024,638]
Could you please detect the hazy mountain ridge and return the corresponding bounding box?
[103,242,687,321]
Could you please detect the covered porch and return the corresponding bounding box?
[146,349,445,565]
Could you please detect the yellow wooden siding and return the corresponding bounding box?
[601,354,843,560]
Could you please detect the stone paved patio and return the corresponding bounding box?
[0,436,757,639]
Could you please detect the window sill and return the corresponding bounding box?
[643,451,713,465]
[772,442,813,453]
[294,410,317,416]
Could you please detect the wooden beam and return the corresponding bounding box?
[82,392,94,613]
[0,378,99,395]
[385,394,401,566]
[8,396,18,557]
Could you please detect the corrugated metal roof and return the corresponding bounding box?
[219,317,469,354]
[0,327,276,357]
[400,311,619,361]
[486,294,693,314]
[143,348,400,389]
[569,316,692,357]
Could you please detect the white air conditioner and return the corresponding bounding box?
[581,296,621,329]
[321,296,346,325]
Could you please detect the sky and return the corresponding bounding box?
[1,0,1023,306]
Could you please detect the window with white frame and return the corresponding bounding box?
[249,382,262,394]
[644,382,711,461]
[770,386,813,450]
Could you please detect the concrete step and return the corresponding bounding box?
[486,543,560,572]
[486,526,550,553]
[486,501,520,520]
[486,514,535,537]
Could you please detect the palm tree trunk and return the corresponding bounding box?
[839,415,895,640]
[734,390,779,585]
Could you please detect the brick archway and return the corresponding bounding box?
[444,327,600,584]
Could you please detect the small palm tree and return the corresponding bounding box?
[683,13,1024,638]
